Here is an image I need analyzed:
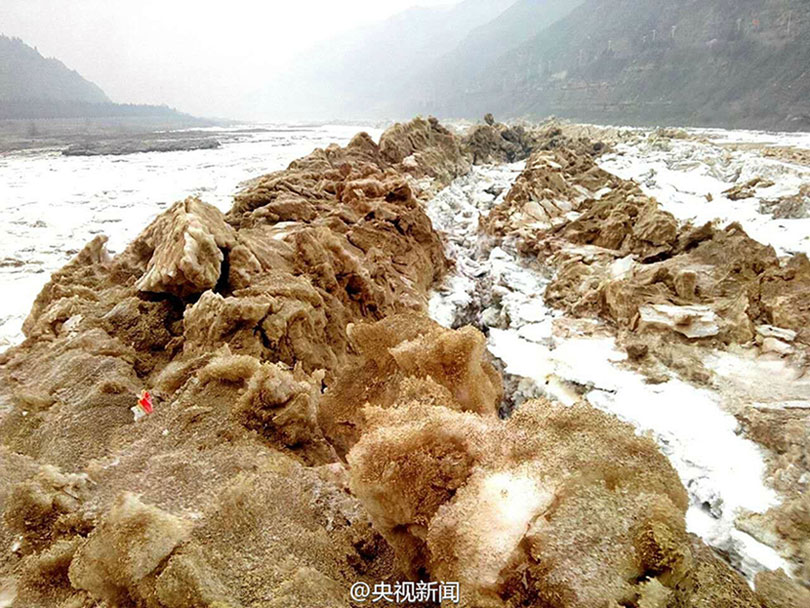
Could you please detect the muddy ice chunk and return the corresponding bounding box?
[183,290,268,357]
[154,461,386,608]
[379,116,470,185]
[318,314,501,457]
[347,403,492,576]
[482,149,609,242]
[673,268,699,299]
[734,405,810,583]
[771,496,810,583]
[633,200,679,248]
[389,325,502,416]
[0,329,144,468]
[236,359,327,453]
[22,235,113,338]
[154,544,232,608]
[760,254,810,335]
[724,177,775,201]
[562,195,678,259]
[263,567,347,608]
[195,348,261,385]
[674,538,764,607]
[69,493,192,603]
[132,197,235,298]
[550,214,790,346]
[349,399,705,607]
[101,296,184,375]
[759,184,810,220]
[462,119,536,164]
[433,402,690,607]
[182,276,339,373]
[639,304,721,339]
[12,537,86,607]
[191,348,332,462]
[4,465,90,552]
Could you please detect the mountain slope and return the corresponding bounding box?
[248,0,516,120]
[429,0,810,129]
[0,35,109,103]
[407,0,583,111]
[0,35,201,123]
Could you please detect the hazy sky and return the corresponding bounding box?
[0,0,454,118]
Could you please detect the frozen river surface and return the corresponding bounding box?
[2,120,809,581]
[0,124,382,346]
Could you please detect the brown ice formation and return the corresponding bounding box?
[485,126,810,592]
[348,396,775,607]
[723,177,775,201]
[759,184,810,220]
[0,117,800,607]
[736,404,810,587]
[0,117,472,607]
[488,133,810,351]
[68,493,193,604]
[462,116,538,164]
[318,313,502,457]
[133,197,237,298]
[755,568,810,608]
[482,144,614,253]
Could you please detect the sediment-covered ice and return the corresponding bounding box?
[599,133,810,257]
[2,118,805,607]
[425,138,801,580]
[0,125,383,347]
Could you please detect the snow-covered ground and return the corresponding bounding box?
[425,145,804,579]
[0,124,382,347]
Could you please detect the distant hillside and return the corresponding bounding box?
[249,0,516,120]
[414,0,810,130]
[408,0,583,113]
[0,35,193,121]
[256,0,810,131]
[0,35,109,103]
[0,99,194,121]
